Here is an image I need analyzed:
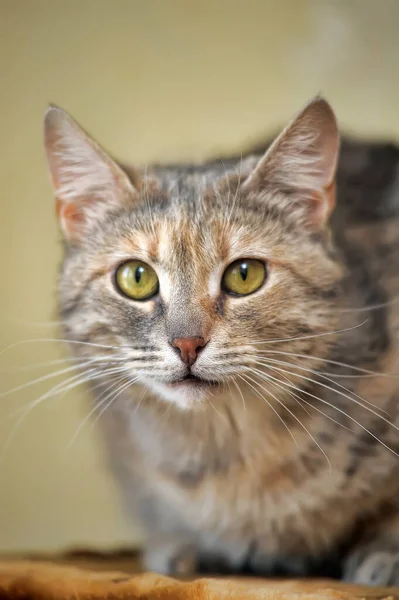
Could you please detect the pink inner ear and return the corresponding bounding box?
[305,181,336,230]
[325,180,336,217]
[56,198,89,239]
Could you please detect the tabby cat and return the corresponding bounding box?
[44,98,399,585]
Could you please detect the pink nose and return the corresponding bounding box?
[171,337,206,366]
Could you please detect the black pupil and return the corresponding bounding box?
[135,266,144,284]
[239,263,248,281]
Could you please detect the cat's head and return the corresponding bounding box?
[44,97,343,409]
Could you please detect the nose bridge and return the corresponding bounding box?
[166,292,209,341]
[164,227,213,341]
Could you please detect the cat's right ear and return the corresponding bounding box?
[43,105,137,242]
[242,97,340,230]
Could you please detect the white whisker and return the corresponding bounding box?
[3,364,130,424]
[0,359,101,398]
[242,320,368,346]
[247,366,353,432]
[0,361,140,460]
[265,371,313,419]
[243,364,399,458]
[250,357,393,425]
[0,338,123,357]
[0,366,102,461]
[255,348,399,379]
[237,373,300,450]
[207,395,229,423]
[231,377,246,414]
[245,354,389,418]
[243,370,331,472]
[66,373,133,449]
[1,355,125,373]
[92,375,143,429]
[338,295,399,313]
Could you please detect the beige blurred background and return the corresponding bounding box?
[1,0,399,553]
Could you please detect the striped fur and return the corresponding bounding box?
[44,98,399,584]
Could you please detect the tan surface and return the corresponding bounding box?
[0,556,398,600]
[1,0,399,553]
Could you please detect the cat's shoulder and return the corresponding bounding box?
[336,137,399,223]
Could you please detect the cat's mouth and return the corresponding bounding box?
[169,373,219,388]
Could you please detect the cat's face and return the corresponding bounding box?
[45,98,343,409]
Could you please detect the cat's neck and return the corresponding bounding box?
[106,382,329,477]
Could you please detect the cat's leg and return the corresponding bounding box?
[139,496,198,575]
[143,532,198,575]
[343,512,399,585]
[244,547,341,578]
[111,466,199,575]
[145,533,251,576]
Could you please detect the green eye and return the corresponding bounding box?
[115,260,159,300]
[222,259,266,296]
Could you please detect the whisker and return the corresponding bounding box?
[2,369,94,423]
[66,373,133,449]
[4,364,130,423]
[0,352,157,398]
[243,364,399,458]
[131,386,148,423]
[241,320,368,346]
[243,371,331,472]
[0,359,101,398]
[92,375,143,429]
[237,373,300,450]
[0,366,100,461]
[246,366,353,432]
[249,356,391,420]
[254,349,399,379]
[0,362,136,461]
[231,378,246,414]
[0,338,124,358]
[243,352,390,417]
[225,152,243,228]
[142,165,157,238]
[265,371,313,419]
[1,355,125,373]
[0,338,159,358]
[338,295,399,314]
[207,395,229,423]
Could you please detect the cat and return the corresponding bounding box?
[43,97,399,585]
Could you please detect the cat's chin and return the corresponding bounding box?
[144,377,216,410]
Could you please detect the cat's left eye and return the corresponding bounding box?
[115,260,159,301]
[222,259,266,297]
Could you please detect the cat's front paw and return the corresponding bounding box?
[143,534,197,576]
[344,539,399,585]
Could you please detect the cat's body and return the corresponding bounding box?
[44,99,399,585]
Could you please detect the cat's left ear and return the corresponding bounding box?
[44,105,136,242]
[242,97,340,229]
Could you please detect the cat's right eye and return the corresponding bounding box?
[115,260,159,301]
